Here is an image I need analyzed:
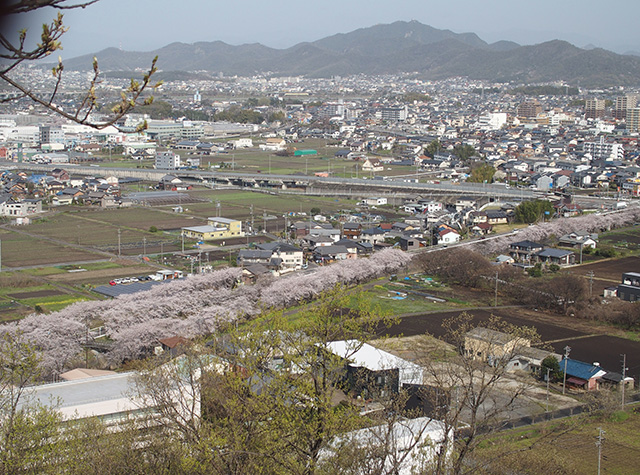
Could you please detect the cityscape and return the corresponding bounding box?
[0,2,639,474]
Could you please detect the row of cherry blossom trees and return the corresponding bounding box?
[474,207,640,254]
[2,249,412,377]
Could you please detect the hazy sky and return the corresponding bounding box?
[17,0,640,59]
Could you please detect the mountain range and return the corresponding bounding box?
[61,21,640,86]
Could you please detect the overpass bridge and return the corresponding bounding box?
[7,161,538,199]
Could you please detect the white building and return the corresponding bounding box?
[364,197,387,206]
[583,140,624,161]
[378,105,408,122]
[155,151,181,170]
[477,112,507,131]
[324,418,452,474]
[231,138,253,149]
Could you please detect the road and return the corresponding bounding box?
[6,161,539,199]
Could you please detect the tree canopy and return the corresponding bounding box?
[467,163,495,183]
[514,200,555,224]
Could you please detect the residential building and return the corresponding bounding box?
[583,139,624,161]
[509,240,544,264]
[463,327,530,368]
[326,340,424,400]
[585,98,606,119]
[0,198,42,217]
[181,217,243,241]
[535,248,575,266]
[155,151,180,170]
[614,94,638,120]
[378,105,408,122]
[517,100,542,118]
[257,242,304,271]
[361,158,383,172]
[558,232,598,249]
[477,112,507,131]
[39,125,64,145]
[626,107,640,133]
[617,272,640,302]
[560,358,607,391]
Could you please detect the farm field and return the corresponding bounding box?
[568,255,640,282]
[72,207,206,231]
[565,255,640,296]
[476,411,640,474]
[0,229,102,268]
[25,213,151,248]
[0,278,89,320]
[600,224,640,249]
[387,305,640,383]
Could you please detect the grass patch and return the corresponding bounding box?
[40,297,89,313]
[23,267,67,276]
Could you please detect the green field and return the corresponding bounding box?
[0,279,90,320]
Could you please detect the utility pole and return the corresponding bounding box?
[596,427,605,475]
[546,367,551,413]
[181,232,185,253]
[621,353,627,409]
[562,345,571,394]
[250,204,254,232]
[587,271,594,297]
[494,270,499,307]
[117,229,121,258]
[143,237,146,257]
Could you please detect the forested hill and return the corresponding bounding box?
[60,21,640,86]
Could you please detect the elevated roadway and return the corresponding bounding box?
[7,161,539,199]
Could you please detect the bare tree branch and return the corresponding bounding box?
[0,1,161,130]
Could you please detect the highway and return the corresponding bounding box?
[6,161,540,199]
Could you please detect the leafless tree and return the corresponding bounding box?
[414,313,544,474]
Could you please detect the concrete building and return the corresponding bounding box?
[39,125,64,145]
[478,112,507,131]
[626,107,640,133]
[583,139,624,161]
[614,94,638,120]
[585,99,606,119]
[155,151,181,170]
[517,100,542,118]
[378,105,408,122]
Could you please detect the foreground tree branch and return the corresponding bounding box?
[0,1,161,129]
